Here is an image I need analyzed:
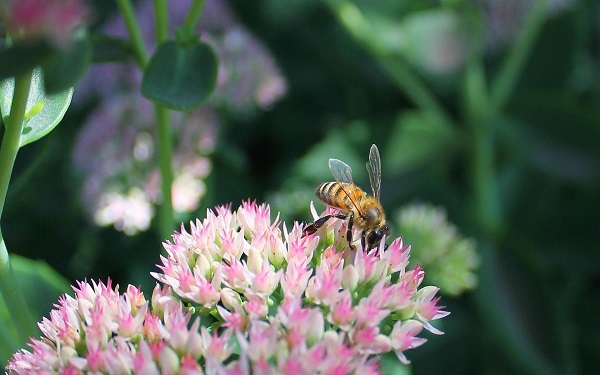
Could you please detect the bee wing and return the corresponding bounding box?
[329,158,365,216]
[366,144,382,201]
[328,158,355,185]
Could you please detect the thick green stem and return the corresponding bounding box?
[152,0,175,239]
[155,106,174,239]
[182,0,207,39]
[0,71,37,342]
[153,0,169,43]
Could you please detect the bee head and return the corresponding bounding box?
[366,224,390,249]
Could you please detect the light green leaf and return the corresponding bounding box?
[0,67,73,147]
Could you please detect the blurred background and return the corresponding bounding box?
[2,0,600,373]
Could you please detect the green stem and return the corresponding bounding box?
[115,0,149,67]
[152,0,175,239]
[117,0,175,238]
[153,0,169,43]
[155,106,174,239]
[490,0,548,111]
[462,4,499,239]
[464,6,556,374]
[182,0,207,38]
[0,71,37,342]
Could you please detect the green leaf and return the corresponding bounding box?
[384,110,459,173]
[0,67,73,147]
[41,35,92,94]
[335,5,468,77]
[0,255,71,365]
[380,352,411,374]
[142,40,218,110]
[0,39,53,81]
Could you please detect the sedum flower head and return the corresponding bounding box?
[7,280,212,374]
[396,203,480,296]
[8,201,449,373]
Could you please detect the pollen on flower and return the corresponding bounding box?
[9,201,449,373]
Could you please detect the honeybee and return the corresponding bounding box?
[303,144,390,250]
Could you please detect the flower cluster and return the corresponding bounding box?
[395,203,480,296]
[7,280,227,374]
[8,201,448,373]
[2,0,88,48]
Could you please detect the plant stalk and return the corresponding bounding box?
[0,71,37,342]
[117,0,175,239]
[182,0,207,39]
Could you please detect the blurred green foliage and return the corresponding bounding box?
[2,0,600,373]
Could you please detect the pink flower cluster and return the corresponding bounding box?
[7,280,222,374]
[7,201,448,373]
[3,0,88,47]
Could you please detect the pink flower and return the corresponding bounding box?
[328,290,355,328]
[390,320,428,364]
[7,280,227,373]
[305,260,344,306]
[9,201,449,372]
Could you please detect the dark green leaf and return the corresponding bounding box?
[0,255,70,365]
[91,33,135,63]
[0,39,53,81]
[142,40,218,110]
[41,35,92,94]
[0,68,73,147]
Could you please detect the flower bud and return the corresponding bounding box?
[342,265,359,291]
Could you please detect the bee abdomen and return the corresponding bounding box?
[316,182,364,211]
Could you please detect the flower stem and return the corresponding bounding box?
[117,0,175,239]
[153,0,169,43]
[0,71,37,342]
[115,0,149,67]
[152,0,175,239]
[182,0,207,38]
[155,106,174,239]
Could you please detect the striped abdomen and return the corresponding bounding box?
[316,182,366,212]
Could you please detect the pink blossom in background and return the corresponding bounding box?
[3,0,89,47]
[72,0,287,234]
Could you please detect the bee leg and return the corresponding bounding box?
[303,214,348,236]
[346,213,356,251]
[360,231,366,251]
